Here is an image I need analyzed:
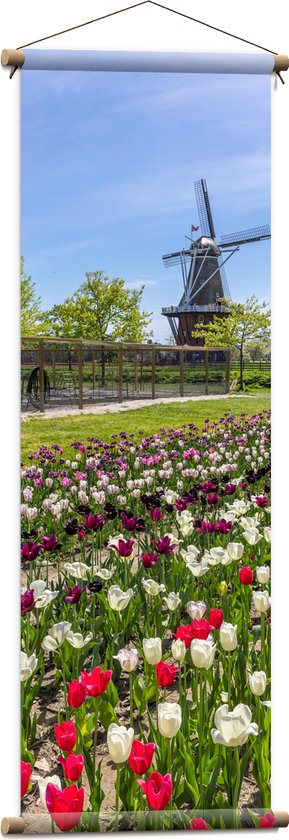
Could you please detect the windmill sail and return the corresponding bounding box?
[194,178,216,239]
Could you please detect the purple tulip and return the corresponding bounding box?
[21,542,42,562]
[42,534,63,552]
[85,514,105,531]
[64,585,85,604]
[21,589,35,614]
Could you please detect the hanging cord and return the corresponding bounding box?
[12,0,284,82]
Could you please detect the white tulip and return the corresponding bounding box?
[163,592,181,611]
[41,622,72,652]
[63,561,90,580]
[142,579,166,597]
[190,639,216,670]
[209,547,227,565]
[107,533,124,548]
[30,580,59,609]
[240,515,260,529]
[187,601,206,620]
[107,723,134,763]
[20,652,38,682]
[171,638,186,662]
[107,585,134,612]
[229,500,251,516]
[180,522,195,537]
[227,543,244,561]
[242,527,262,546]
[211,703,258,747]
[264,527,271,544]
[220,622,238,652]
[181,545,200,564]
[187,559,209,578]
[252,590,270,614]
[249,671,267,697]
[95,566,116,580]
[158,702,182,738]
[38,776,61,809]
[256,566,270,585]
[164,490,179,504]
[66,631,93,649]
[143,637,162,665]
[113,647,139,672]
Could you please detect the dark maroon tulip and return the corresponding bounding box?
[42,534,63,552]
[21,589,35,614]
[142,553,160,568]
[88,580,103,593]
[207,493,219,504]
[152,536,177,555]
[64,585,85,604]
[121,513,145,532]
[64,520,80,536]
[85,514,105,531]
[21,542,42,562]
[110,538,134,558]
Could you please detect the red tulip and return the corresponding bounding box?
[128,740,155,775]
[54,720,76,753]
[260,813,275,829]
[209,608,224,630]
[155,661,178,687]
[239,567,254,585]
[67,679,87,708]
[57,753,84,782]
[191,619,213,639]
[137,772,172,810]
[175,624,194,648]
[21,761,32,797]
[45,783,84,832]
[80,667,112,697]
[187,818,209,830]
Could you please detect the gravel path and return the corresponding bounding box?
[22,392,253,421]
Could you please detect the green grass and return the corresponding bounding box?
[21,391,270,461]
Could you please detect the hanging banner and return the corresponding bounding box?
[2,37,287,832]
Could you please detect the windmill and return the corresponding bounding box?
[161,178,270,345]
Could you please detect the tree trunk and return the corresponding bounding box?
[240,344,243,391]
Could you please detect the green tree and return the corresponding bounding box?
[44,271,153,382]
[44,272,152,341]
[192,296,271,390]
[21,257,43,335]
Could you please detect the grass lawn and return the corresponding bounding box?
[21,391,270,461]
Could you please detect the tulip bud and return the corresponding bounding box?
[171,638,186,662]
[107,723,134,764]
[143,637,162,665]
[249,670,267,696]
[252,590,270,614]
[113,647,139,673]
[256,566,270,585]
[218,581,227,597]
[158,702,182,738]
[187,600,206,620]
[220,622,238,652]
[190,639,216,669]
[227,542,244,561]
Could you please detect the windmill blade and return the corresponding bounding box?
[220,224,270,248]
[194,178,216,239]
[218,261,231,300]
[162,250,192,268]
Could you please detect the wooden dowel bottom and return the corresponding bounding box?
[1,818,25,835]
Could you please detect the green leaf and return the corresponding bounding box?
[203,753,223,809]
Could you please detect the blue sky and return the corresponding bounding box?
[21,69,270,341]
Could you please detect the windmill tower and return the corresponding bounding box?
[162,178,270,345]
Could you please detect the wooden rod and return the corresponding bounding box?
[274,54,289,71]
[1,49,25,68]
[1,818,25,834]
[1,812,288,833]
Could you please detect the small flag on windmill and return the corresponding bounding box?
[191,224,199,232]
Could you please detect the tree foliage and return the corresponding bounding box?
[192,296,271,390]
[21,257,43,335]
[44,272,152,343]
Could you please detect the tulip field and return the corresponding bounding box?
[20,409,272,831]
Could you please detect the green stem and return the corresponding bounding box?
[198,671,203,807]
[227,652,232,709]
[260,612,266,665]
[61,654,67,716]
[115,766,120,831]
[129,673,134,728]
[233,746,241,826]
[93,699,98,780]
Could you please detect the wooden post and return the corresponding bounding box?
[118,345,123,403]
[225,348,231,393]
[179,349,184,396]
[52,347,56,390]
[92,349,95,394]
[134,350,138,394]
[78,342,83,409]
[151,348,156,399]
[205,350,209,395]
[39,340,45,413]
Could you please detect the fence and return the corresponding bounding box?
[21,338,231,413]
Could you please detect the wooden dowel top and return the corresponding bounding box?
[274,54,289,71]
[1,49,25,68]
[1,817,25,835]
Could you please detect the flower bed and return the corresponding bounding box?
[20,410,272,831]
